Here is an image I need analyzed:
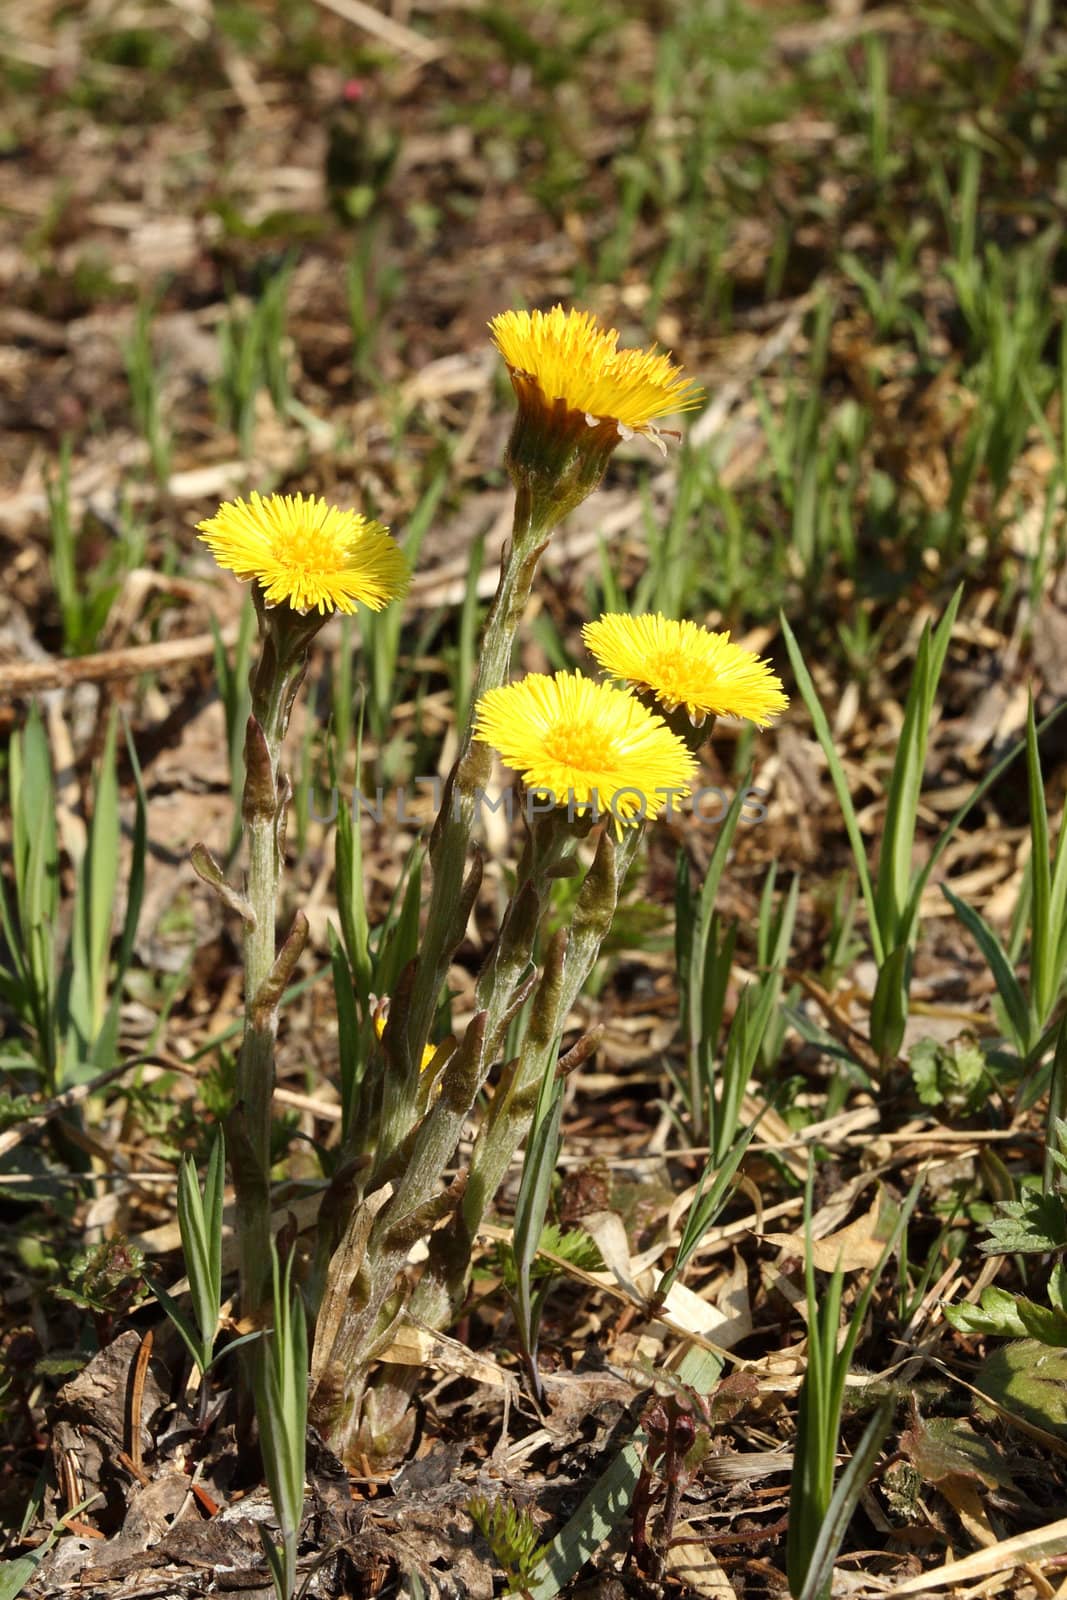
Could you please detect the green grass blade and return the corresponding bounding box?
[511,1075,564,1386]
[1028,693,1055,1026]
[796,1397,894,1600]
[93,717,148,1071]
[873,588,962,953]
[335,799,371,1014]
[64,714,120,1079]
[941,884,1031,1051]
[151,1276,210,1376]
[906,699,1067,931]
[780,612,881,961]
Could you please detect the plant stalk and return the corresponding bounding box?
[229,601,318,1323]
[411,826,641,1334]
[402,484,550,1080]
[310,813,583,1445]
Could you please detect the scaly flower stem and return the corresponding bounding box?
[230,603,318,1323]
[388,484,551,1138]
[411,825,642,1334]
[312,811,581,1446]
[473,809,581,1032]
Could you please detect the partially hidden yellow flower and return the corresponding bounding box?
[583,613,789,729]
[489,305,703,440]
[373,1009,437,1072]
[473,670,696,831]
[197,491,409,615]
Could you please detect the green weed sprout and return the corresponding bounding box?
[467,1495,545,1598]
[123,298,171,484]
[943,696,1067,1059]
[252,1245,308,1600]
[150,1129,260,1398]
[504,1064,566,1407]
[782,594,963,1067]
[0,706,145,1093]
[785,589,1067,1082]
[787,1166,920,1600]
[44,438,145,656]
[217,263,294,458]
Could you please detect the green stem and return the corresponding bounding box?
[312,814,583,1445]
[411,826,641,1333]
[378,484,552,1159]
[473,811,580,1040]
[355,828,642,1452]
[230,606,317,1323]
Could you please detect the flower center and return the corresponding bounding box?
[646,648,707,702]
[272,522,346,575]
[543,720,617,772]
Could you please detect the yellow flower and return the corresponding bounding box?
[489,305,703,438]
[373,1009,437,1072]
[489,306,704,528]
[197,491,409,615]
[583,613,789,728]
[473,670,696,831]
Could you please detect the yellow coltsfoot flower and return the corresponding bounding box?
[197,491,409,616]
[373,1005,438,1072]
[489,305,703,526]
[490,306,702,439]
[473,669,696,832]
[583,612,789,729]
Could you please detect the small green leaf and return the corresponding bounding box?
[909,1034,988,1114]
[944,1285,1028,1339]
[978,1340,1067,1438]
[981,1190,1067,1255]
[1015,1298,1067,1347]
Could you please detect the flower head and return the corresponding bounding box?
[473,669,696,831]
[490,306,702,438]
[583,613,789,729]
[489,305,703,528]
[197,491,409,616]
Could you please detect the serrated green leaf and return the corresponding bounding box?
[944,1285,1028,1339]
[981,1192,1067,1255]
[1015,1298,1067,1347]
